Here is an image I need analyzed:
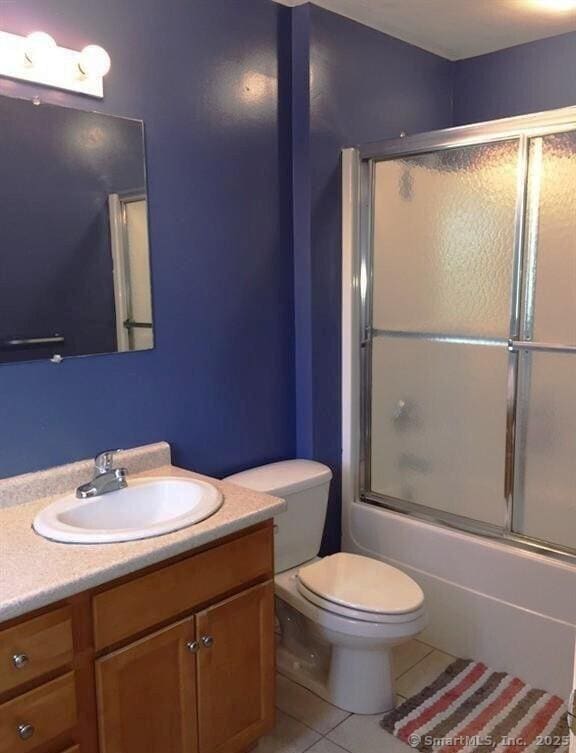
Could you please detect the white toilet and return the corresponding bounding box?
[225,459,427,715]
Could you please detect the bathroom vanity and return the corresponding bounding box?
[0,445,284,753]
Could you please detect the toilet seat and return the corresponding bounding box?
[276,566,428,640]
[297,580,425,624]
[297,553,424,624]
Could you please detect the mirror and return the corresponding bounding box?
[0,95,153,364]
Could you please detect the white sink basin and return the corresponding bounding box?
[33,476,223,544]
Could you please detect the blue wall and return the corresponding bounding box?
[298,6,454,551]
[0,0,296,478]
[7,0,568,553]
[454,31,576,125]
[291,6,314,461]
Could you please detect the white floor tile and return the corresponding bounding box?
[327,714,414,753]
[395,649,455,699]
[276,675,350,734]
[256,711,321,753]
[392,640,434,679]
[306,740,349,753]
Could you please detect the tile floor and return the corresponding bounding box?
[257,640,456,753]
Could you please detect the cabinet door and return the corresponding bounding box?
[96,617,198,753]
[196,581,275,753]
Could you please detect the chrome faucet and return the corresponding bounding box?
[76,450,128,499]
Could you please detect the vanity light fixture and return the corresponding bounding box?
[530,0,576,10]
[0,29,111,98]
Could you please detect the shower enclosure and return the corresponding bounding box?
[345,106,576,562]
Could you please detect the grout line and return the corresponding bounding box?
[275,704,351,738]
[301,731,349,753]
[416,639,438,650]
[321,732,357,753]
[275,674,352,734]
[275,707,326,736]
[395,645,435,681]
[328,713,352,733]
[324,713,352,739]
[278,669,336,695]
[318,740,351,753]
[417,640,459,659]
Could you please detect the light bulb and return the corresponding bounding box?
[24,31,57,66]
[530,0,576,10]
[78,45,111,78]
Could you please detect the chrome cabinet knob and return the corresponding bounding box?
[12,653,29,670]
[201,635,214,648]
[17,723,34,741]
[186,640,200,653]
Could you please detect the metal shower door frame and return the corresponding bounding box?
[348,104,576,564]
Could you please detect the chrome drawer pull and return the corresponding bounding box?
[186,640,200,653]
[17,723,34,741]
[201,635,214,648]
[12,653,29,670]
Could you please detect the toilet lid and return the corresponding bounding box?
[298,553,424,615]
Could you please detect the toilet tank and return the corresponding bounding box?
[225,460,332,573]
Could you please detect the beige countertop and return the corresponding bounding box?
[0,464,285,623]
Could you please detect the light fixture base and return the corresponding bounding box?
[0,30,104,98]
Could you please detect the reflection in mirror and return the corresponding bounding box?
[0,95,153,364]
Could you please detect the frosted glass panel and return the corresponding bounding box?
[514,352,576,548]
[528,134,576,344]
[370,337,507,526]
[373,141,519,337]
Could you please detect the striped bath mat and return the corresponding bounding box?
[382,659,570,753]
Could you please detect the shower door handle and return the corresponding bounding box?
[503,344,519,527]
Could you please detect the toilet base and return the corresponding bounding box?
[277,640,396,715]
[329,645,395,714]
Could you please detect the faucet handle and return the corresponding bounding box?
[94,449,122,473]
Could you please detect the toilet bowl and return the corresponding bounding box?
[225,460,427,714]
[275,554,426,713]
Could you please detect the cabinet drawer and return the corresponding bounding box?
[0,673,77,753]
[0,608,73,695]
[93,524,273,650]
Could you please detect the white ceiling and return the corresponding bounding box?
[273,0,576,60]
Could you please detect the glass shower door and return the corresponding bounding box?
[368,140,523,528]
[512,132,576,550]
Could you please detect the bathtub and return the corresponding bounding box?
[343,499,576,697]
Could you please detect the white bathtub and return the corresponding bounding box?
[343,500,576,698]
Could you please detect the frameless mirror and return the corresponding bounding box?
[0,95,153,364]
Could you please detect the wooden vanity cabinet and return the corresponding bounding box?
[0,521,275,753]
[196,582,274,753]
[96,581,274,753]
[96,618,198,753]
